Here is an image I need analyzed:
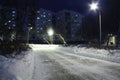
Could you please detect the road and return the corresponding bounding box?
[32,45,120,80]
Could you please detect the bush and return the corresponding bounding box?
[0,41,31,57]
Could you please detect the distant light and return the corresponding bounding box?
[37,17,40,19]
[43,15,46,18]
[8,27,11,29]
[47,28,54,36]
[89,2,99,11]
[12,14,15,17]
[37,11,40,13]
[29,24,31,26]
[8,20,11,23]
[4,23,7,25]
[30,27,33,30]
[12,11,16,14]
[37,31,39,33]
[28,27,33,31]
[43,12,46,14]
[13,24,16,27]
[40,27,43,30]
[48,19,51,22]
[75,14,78,17]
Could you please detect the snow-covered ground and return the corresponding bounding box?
[0,51,34,80]
[0,44,120,80]
[59,45,120,63]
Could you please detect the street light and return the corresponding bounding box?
[89,2,102,47]
[27,27,33,44]
[56,34,67,45]
[47,28,54,44]
[47,28,54,36]
[89,2,99,11]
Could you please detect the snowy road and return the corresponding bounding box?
[32,45,120,80]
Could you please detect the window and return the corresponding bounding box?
[43,15,46,18]
[37,17,40,19]
[12,11,16,14]
[8,20,11,23]
[37,11,40,13]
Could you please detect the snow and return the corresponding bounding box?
[0,51,34,80]
[0,44,120,80]
[32,51,51,80]
[46,51,120,80]
[59,45,120,63]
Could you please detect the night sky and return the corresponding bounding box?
[0,0,120,34]
[38,0,120,34]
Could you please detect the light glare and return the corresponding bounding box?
[89,2,99,11]
[30,44,59,51]
[47,28,54,36]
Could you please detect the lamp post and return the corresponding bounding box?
[27,27,33,44]
[89,2,102,47]
[47,28,54,44]
[56,34,67,45]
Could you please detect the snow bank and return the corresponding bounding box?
[59,45,120,63]
[0,51,34,80]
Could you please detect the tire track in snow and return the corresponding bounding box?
[45,50,120,80]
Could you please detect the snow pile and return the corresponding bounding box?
[59,45,120,63]
[0,44,59,80]
[0,51,34,80]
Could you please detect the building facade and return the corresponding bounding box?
[56,10,83,42]
[0,6,83,43]
[34,9,83,42]
[0,6,17,41]
[35,9,55,41]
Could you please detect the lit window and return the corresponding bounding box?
[37,11,40,13]
[41,15,43,17]
[48,19,51,22]
[13,24,16,27]
[8,20,11,23]
[12,14,15,17]
[8,27,11,29]
[37,17,40,19]
[40,27,43,30]
[75,14,78,17]
[43,15,46,18]
[4,23,7,25]
[29,24,31,25]
[12,11,16,14]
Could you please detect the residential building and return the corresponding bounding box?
[35,9,55,40]
[0,7,17,41]
[56,10,83,42]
